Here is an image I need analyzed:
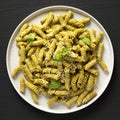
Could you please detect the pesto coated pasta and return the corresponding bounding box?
[11,10,108,108]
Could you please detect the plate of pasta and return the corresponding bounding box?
[6,6,114,114]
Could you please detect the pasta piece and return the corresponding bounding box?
[33,79,49,87]
[25,59,34,73]
[20,25,32,37]
[27,47,36,57]
[84,59,97,70]
[64,67,70,90]
[64,10,73,24]
[40,15,47,24]
[65,25,75,31]
[76,91,88,106]
[79,31,90,39]
[52,16,59,24]
[79,17,90,24]
[16,42,27,47]
[20,77,25,93]
[25,80,40,95]
[25,43,31,52]
[19,46,26,65]
[71,73,79,91]
[78,40,86,47]
[30,89,39,104]
[38,47,45,65]
[73,28,86,38]
[41,12,54,30]
[56,97,67,103]
[89,29,96,43]
[64,35,72,47]
[31,24,46,39]
[57,62,63,75]
[47,96,58,107]
[68,19,84,27]
[15,36,23,42]
[43,74,59,80]
[21,65,33,79]
[97,59,108,72]
[81,45,89,62]
[70,89,84,97]
[46,25,63,38]
[48,90,68,96]
[96,31,103,45]
[66,96,78,108]
[11,65,21,78]
[72,45,81,52]
[45,60,58,67]
[30,39,50,47]
[86,74,95,91]
[63,61,71,68]
[97,42,104,59]
[31,54,41,72]
[53,41,64,58]
[58,14,66,27]
[42,68,58,74]
[77,69,85,89]
[87,68,99,76]
[82,89,97,104]
[20,23,29,33]
[45,39,57,61]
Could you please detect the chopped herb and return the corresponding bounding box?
[53,53,63,62]
[49,81,61,89]
[53,47,69,62]
[28,33,36,42]
[61,47,69,56]
[82,37,91,46]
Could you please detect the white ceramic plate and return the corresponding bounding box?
[6,5,114,114]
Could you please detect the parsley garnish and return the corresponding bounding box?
[49,81,61,89]
[82,37,91,46]
[53,47,69,62]
[28,33,36,42]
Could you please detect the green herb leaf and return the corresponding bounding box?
[53,53,63,62]
[53,47,69,62]
[28,33,36,42]
[49,81,61,89]
[82,37,91,46]
[61,47,69,56]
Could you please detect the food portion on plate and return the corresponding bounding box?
[11,10,108,108]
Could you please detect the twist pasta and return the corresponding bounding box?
[84,59,97,70]
[30,89,39,104]
[41,12,54,30]
[47,96,58,107]
[33,79,49,87]
[20,26,32,37]
[77,69,85,89]
[97,42,104,59]
[71,73,79,91]
[20,23,29,33]
[66,96,78,108]
[86,74,95,91]
[64,67,70,90]
[82,89,97,104]
[20,77,25,93]
[11,10,108,108]
[76,91,88,106]
[11,65,21,78]
[25,80,40,95]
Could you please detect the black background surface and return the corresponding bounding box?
[0,0,120,120]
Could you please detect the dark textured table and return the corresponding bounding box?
[0,0,120,120]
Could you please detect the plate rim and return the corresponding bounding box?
[6,5,114,114]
